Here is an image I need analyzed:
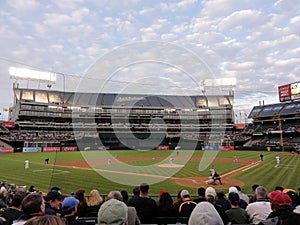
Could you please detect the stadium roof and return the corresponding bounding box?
[14,87,233,108]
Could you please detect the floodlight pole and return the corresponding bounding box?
[278,115,284,152]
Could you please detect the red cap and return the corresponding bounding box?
[268,190,292,206]
[159,189,166,196]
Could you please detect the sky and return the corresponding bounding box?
[0,0,300,122]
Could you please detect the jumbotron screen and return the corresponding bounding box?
[278,81,300,102]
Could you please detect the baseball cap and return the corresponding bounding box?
[44,189,64,201]
[98,199,128,225]
[62,196,79,210]
[181,190,190,198]
[159,189,166,197]
[268,190,292,206]
[205,187,216,198]
[228,186,238,194]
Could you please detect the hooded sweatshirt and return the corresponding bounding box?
[188,202,224,225]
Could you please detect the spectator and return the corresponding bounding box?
[12,192,45,225]
[61,196,86,225]
[120,190,129,205]
[157,192,178,217]
[216,189,231,211]
[246,186,272,224]
[249,184,260,203]
[177,190,197,217]
[127,186,139,204]
[105,191,140,225]
[98,199,127,225]
[293,205,300,223]
[1,190,27,225]
[188,201,224,225]
[173,190,183,208]
[235,185,250,204]
[0,189,8,210]
[44,189,64,216]
[205,187,227,224]
[228,186,248,209]
[74,189,87,217]
[85,190,103,217]
[225,192,249,224]
[23,215,65,225]
[193,187,206,203]
[258,190,298,225]
[127,183,157,223]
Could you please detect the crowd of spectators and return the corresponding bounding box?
[1,181,300,225]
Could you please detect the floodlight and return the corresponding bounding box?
[9,67,56,84]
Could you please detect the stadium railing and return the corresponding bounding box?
[76,216,190,225]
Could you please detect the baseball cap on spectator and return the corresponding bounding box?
[293,205,300,214]
[62,196,79,211]
[98,199,128,225]
[228,192,240,205]
[44,189,64,201]
[181,190,190,198]
[268,190,292,206]
[140,183,149,193]
[51,186,62,191]
[159,190,166,197]
[205,187,216,198]
[228,186,238,194]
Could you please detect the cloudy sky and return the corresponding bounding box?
[0,0,299,121]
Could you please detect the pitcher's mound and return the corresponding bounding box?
[158,163,184,168]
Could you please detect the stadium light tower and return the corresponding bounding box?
[9,67,57,89]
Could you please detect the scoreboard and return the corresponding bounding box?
[278,81,300,102]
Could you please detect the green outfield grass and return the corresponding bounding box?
[0,150,299,195]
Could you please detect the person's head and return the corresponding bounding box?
[139,183,149,194]
[120,190,128,204]
[255,186,268,199]
[24,215,65,225]
[205,187,216,203]
[197,187,206,197]
[228,192,240,207]
[268,190,292,211]
[61,196,80,216]
[216,189,225,199]
[180,190,191,200]
[252,184,259,192]
[177,190,182,201]
[188,201,223,225]
[274,186,284,191]
[88,189,103,206]
[21,192,45,215]
[12,190,28,208]
[132,186,140,196]
[98,198,128,225]
[234,186,242,192]
[159,192,173,206]
[228,186,238,194]
[107,191,123,201]
[75,188,86,201]
[44,189,64,210]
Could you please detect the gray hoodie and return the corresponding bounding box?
[188,202,224,225]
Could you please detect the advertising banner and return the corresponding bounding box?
[61,146,77,152]
[43,147,60,152]
[2,121,15,128]
[23,147,42,152]
[156,146,169,150]
[219,146,234,150]
[278,84,291,102]
[0,147,14,153]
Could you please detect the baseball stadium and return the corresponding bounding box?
[1,73,300,224]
